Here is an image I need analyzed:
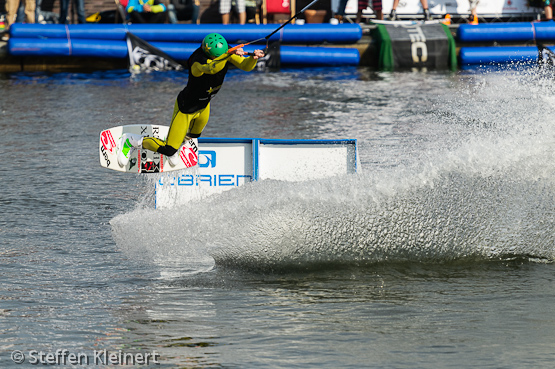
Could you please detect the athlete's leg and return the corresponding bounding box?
[141,136,168,154]
[142,101,187,156]
[142,101,209,156]
[164,101,191,153]
[187,103,210,138]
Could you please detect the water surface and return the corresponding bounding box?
[1,66,555,368]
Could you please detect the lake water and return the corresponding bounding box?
[1,65,555,368]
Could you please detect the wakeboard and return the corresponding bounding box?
[371,19,443,25]
[99,124,198,173]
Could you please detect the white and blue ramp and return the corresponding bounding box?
[155,137,360,209]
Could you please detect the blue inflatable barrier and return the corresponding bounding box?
[8,38,128,58]
[459,46,547,65]
[532,20,555,41]
[9,23,362,44]
[8,38,361,66]
[457,21,555,43]
[243,45,360,66]
[457,23,535,43]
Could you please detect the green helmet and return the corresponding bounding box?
[202,33,228,59]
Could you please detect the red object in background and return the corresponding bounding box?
[266,0,290,14]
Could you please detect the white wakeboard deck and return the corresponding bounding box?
[99,124,198,173]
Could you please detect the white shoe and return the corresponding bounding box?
[167,150,181,167]
[117,133,143,167]
[167,137,198,167]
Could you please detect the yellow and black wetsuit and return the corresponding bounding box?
[142,47,258,157]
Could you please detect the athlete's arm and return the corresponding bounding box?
[228,49,265,72]
[191,53,230,77]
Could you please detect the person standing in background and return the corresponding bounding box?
[333,0,348,22]
[15,0,42,24]
[244,0,260,23]
[220,0,246,24]
[389,0,430,20]
[3,0,34,41]
[355,0,383,23]
[6,0,35,27]
[59,0,86,24]
[126,0,168,23]
[168,0,200,23]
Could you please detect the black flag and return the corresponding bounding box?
[126,32,184,73]
[256,42,281,72]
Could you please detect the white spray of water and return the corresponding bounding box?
[111,68,555,272]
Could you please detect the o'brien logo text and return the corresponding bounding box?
[10,349,160,366]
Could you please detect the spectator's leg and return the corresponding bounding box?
[355,0,368,23]
[168,3,178,23]
[6,0,20,27]
[151,11,167,23]
[245,6,256,22]
[24,0,36,23]
[220,0,232,23]
[372,0,382,20]
[236,0,246,24]
[191,0,200,23]
[389,0,398,19]
[130,11,147,22]
[468,0,479,22]
[16,2,24,22]
[59,0,69,24]
[73,0,86,23]
[331,0,339,15]
[35,0,42,22]
[420,0,430,19]
[336,0,348,16]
